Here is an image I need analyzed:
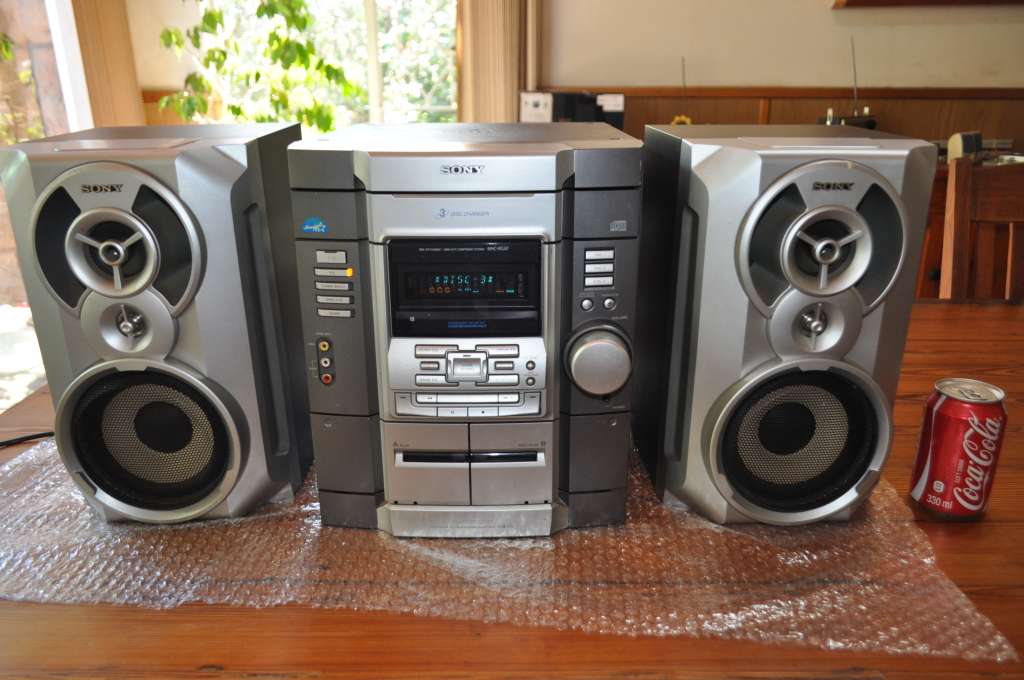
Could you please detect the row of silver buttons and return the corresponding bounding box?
[395,392,541,417]
[415,344,519,358]
[584,248,615,288]
[415,374,522,387]
[314,249,355,318]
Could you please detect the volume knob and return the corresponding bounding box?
[566,329,632,397]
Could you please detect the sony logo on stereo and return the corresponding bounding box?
[440,164,484,175]
[80,183,124,193]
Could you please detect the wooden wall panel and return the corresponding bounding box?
[548,87,1024,150]
[72,0,145,127]
[141,90,188,126]
[622,96,760,139]
[766,97,858,125]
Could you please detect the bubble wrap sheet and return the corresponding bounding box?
[0,440,1016,661]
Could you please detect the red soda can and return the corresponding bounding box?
[910,378,1007,519]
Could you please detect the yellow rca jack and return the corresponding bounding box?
[317,339,331,353]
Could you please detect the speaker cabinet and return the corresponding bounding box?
[634,125,936,524]
[1,124,311,523]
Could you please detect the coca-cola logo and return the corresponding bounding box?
[953,413,1002,511]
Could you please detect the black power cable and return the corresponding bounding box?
[0,431,54,448]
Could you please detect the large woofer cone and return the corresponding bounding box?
[69,370,231,511]
[718,369,879,514]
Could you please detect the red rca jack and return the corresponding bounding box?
[320,372,334,385]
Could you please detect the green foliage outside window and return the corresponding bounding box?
[159,0,456,131]
[159,0,363,131]
[0,32,45,145]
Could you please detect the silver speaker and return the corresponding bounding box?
[634,125,936,524]
[2,124,311,523]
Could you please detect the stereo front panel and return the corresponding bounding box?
[289,123,642,535]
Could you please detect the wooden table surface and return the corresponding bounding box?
[0,302,1021,679]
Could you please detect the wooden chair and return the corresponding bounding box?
[939,158,1024,302]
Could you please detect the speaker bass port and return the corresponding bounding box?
[565,327,632,397]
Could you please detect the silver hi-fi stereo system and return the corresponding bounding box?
[1,121,937,531]
[634,125,936,525]
[288,123,642,537]
[0,124,311,522]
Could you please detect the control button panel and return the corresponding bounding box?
[583,248,615,289]
[310,248,358,322]
[394,391,543,418]
[388,337,546,419]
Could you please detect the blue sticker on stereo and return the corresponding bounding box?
[302,217,328,234]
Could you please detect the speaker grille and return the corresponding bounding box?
[721,370,878,513]
[132,185,194,306]
[71,371,231,511]
[34,186,86,307]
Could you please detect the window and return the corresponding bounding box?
[154,0,457,130]
[0,0,73,412]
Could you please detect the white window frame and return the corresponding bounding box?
[44,0,93,131]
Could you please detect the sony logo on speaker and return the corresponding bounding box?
[440,164,484,175]
[80,184,124,193]
[811,181,855,191]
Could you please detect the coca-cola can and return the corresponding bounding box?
[910,378,1007,520]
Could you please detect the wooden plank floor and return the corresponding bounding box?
[0,302,1021,679]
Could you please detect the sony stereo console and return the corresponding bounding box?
[288,122,642,537]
